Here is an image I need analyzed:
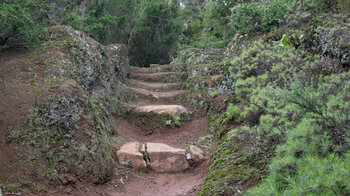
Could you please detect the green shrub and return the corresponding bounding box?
[225,103,242,123]
[82,3,116,44]
[338,0,350,13]
[231,2,262,34]
[201,27,350,194]
[247,70,350,195]
[0,0,46,49]
[231,0,293,35]
[62,12,82,30]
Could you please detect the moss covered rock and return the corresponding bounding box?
[14,25,129,183]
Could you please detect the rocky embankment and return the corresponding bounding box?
[2,25,129,185]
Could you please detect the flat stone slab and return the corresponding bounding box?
[116,142,147,169]
[129,87,184,99]
[130,66,150,73]
[129,72,184,83]
[134,105,187,115]
[150,64,186,72]
[131,80,183,91]
[146,143,189,172]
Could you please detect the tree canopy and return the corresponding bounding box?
[0,0,45,49]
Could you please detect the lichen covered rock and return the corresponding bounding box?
[173,48,224,67]
[311,17,350,66]
[18,25,129,183]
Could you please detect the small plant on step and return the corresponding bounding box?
[165,114,182,128]
[173,114,182,127]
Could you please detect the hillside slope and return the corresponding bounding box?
[173,2,350,195]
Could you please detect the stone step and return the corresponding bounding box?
[128,87,185,102]
[116,103,190,130]
[133,105,187,115]
[116,142,205,173]
[150,64,186,73]
[129,66,151,74]
[143,143,189,173]
[129,64,186,74]
[129,72,186,83]
[116,142,147,169]
[130,79,183,92]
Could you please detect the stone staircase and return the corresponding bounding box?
[116,64,205,172]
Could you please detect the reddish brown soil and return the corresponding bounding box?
[106,160,210,196]
[0,48,211,195]
[99,64,212,196]
[115,117,209,148]
[0,49,47,184]
[59,157,209,196]
[58,116,210,196]
[128,87,184,99]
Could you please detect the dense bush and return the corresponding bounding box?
[231,0,293,34]
[201,30,350,194]
[0,0,46,49]
[249,71,350,195]
[338,0,350,13]
[82,3,116,44]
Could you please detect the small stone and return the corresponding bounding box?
[60,176,69,185]
[116,142,147,169]
[189,145,204,163]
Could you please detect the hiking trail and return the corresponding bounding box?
[82,64,211,196]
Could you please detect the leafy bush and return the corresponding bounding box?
[225,38,350,195]
[231,2,262,34]
[249,72,350,195]
[231,0,292,34]
[0,0,46,49]
[230,39,322,111]
[201,29,350,194]
[82,2,116,44]
[62,12,82,30]
[338,0,350,13]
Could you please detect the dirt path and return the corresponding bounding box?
[0,50,50,184]
[115,117,208,148]
[0,57,211,195]
[103,65,211,196]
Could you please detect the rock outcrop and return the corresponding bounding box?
[20,25,129,183]
[312,20,350,66]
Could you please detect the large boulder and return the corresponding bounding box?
[18,25,129,183]
[117,142,147,169]
[146,143,189,172]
